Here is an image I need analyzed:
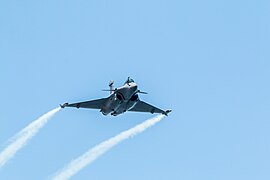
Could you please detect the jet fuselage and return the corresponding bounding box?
[101,82,139,116]
[60,77,171,116]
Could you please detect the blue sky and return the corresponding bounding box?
[1,0,269,179]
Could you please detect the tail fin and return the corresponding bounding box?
[109,80,114,94]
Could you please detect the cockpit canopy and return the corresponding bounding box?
[125,77,135,84]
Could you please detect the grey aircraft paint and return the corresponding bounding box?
[60,77,171,116]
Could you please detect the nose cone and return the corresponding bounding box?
[120,83,137,100]
[131,83,138,91]
[127,83,137,98]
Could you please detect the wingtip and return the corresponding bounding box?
[60,103,69,108]
[162,109,172,116]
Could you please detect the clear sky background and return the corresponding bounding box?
[0,0,269,179]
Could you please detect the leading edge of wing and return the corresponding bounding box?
[60,97,108,109]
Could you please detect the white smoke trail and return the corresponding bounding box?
[52,114,165,180]
[0,107,61,168]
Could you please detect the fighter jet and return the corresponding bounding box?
[60,77,171,116]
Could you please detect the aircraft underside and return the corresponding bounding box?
[100,94,138,116]
[60,77,171,116]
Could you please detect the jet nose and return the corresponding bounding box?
[130,84,138,92]
[123,83,138,100]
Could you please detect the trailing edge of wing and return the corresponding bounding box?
[62,97,108,109]
[129,100,167,115]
